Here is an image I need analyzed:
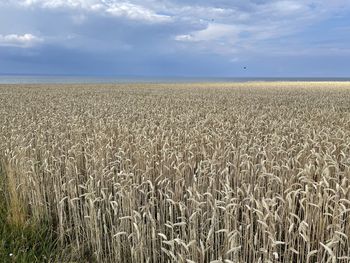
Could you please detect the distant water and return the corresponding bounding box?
[0,75,350,84]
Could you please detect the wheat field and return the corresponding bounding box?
[1,82,350,262]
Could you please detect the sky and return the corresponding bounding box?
[0,0,350,77]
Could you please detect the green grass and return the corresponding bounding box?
[0,165,58,263]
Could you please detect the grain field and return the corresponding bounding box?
[0,82,350,262]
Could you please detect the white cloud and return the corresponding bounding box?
[175,23,241,55]
[166,5,250,22]
[0,33,43,47]
[16,0,172,23]
[21,0,99,9]
[265,1,305,14]
[175,23,239,42]
[175,34,194,42]
[106,3,171,23]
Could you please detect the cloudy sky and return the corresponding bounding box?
[1,0,350,77]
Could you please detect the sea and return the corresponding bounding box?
[0,75,349,84]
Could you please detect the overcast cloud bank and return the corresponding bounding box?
[1,0,350,76]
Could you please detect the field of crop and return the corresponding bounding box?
[0,82,350,262]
